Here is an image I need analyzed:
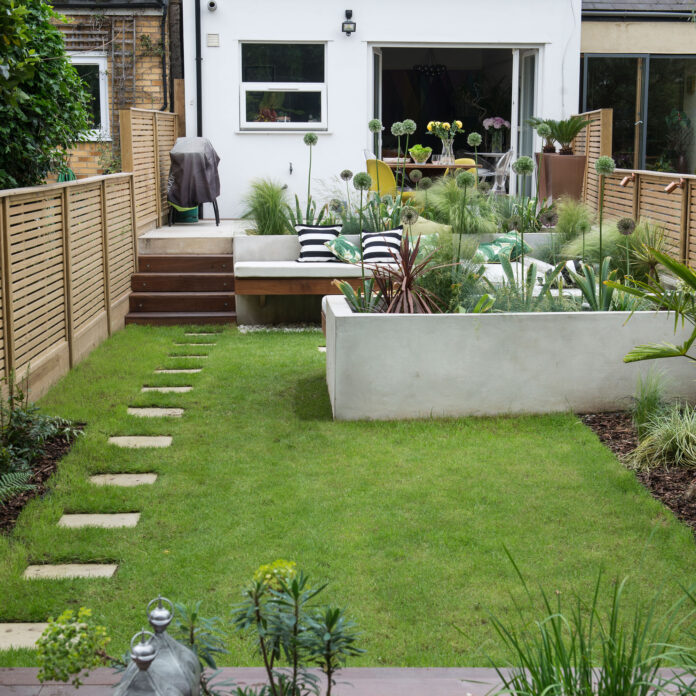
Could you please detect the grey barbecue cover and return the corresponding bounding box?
[167,137,220,208]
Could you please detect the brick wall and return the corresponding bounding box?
[57,11,171,179]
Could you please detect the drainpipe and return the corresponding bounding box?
[195,0,203,137]
[160,0,169,111]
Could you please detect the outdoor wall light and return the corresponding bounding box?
[664,178,686,194]
[619,173,635,187]
[342,10,356,36]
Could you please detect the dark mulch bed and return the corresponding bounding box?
[0,432,80,535]
[582,411,696,533]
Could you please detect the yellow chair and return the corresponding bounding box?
[366,159,415,201]
[444,158,478,182]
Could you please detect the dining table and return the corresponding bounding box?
[384,161,481,180]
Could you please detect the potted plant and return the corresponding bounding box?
[535,115,590,201]
[408,144,432,164]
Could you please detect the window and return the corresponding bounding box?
[240,43,327,130]
[70,53,110,140]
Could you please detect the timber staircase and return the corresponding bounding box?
[125,222,240,326]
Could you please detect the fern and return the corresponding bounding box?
[0,470,34,505]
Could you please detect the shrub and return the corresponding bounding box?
[242,179,294,235]
[632,369,668,440]
[629,402,696,470]
[554,196,594,245]
[0,0,91,188]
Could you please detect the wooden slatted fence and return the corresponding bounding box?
[0,174,136,398]
[576,108,696,265]
[120,108,179,235]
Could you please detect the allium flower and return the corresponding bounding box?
[303,132,318,146]
[401,206,419,226]
[617,217,636,236]
[340,169,353,181]
[509,214,522,230]
[329,199,344,214]
[368,118,383,133]
[478,181,491,194]
[456,170,476,189]
[595,155,616,176]
[381,194,394,207]
[391,121,404,137]
[536,122,552,139]
[353,171,372,191]
[539,209,558,228]
[402,119,417,135]
[419,177,433,190]
[467,132,482,147]
[409,169,423,183]
[512,156,535,176]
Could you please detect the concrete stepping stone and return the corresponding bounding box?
[185,332,218,336]
[23,564,118,580]
[0,623,49,649]
[108,436,172,448]
[175,343,215,347]
[58,513,140,528]
[318,346,326,353]
[127,407,184,418]
[90,473,157,486]
[142,386,192,393]
[154,368,201,374]
[168,354,208,359]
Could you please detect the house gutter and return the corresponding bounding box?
[195,0,203,137]
[160,0,169,111]
[582,10,693,19]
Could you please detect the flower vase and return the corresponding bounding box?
[491,131,503,153]
[440,138,455,165]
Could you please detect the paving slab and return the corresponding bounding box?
[23,564,117,580]
[57,513,140,529]
[184,332,219,336]
[89,473,157,487]
[168,354,208,358]
[318,346,326,353]
[154,368,201,374]
[127,407,184,418]
[0,624,49,650]
[141,386,192,393]
[108,436,172,448]
[174,343,216,346]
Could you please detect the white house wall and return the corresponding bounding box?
[183,0,582,218]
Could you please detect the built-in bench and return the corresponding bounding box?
[233,235,369,324]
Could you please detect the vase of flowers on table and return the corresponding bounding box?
[426,120,464,164]
[483,116,510,152]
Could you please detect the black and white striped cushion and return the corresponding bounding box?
[362,228,403,263]
[296,225,342,262]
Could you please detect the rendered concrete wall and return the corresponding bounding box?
[323,295,696,420]
[581,21,696,55]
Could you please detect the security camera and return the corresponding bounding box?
[207,0,217,10]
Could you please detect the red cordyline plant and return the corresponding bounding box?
[371,235,442,313]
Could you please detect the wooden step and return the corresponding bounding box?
[125,311,236,326]
[137,255,233,273]
[129,292,235,313]
[131,273,235,292]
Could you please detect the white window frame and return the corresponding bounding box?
[239,42,327,131]
[69,52,110,141]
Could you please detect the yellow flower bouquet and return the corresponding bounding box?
[426,119,464,140]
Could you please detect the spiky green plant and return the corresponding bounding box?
[632,369,668,440]
[549,115,591,154]
[242,179,293,235]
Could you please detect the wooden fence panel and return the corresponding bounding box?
[0,173,135,398]
[120,108,178,235]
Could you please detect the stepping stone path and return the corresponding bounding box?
[90,473,157,486]
[23,564,118,580]
[154,368,201,374]
[58,513,141,528]
[185,332,218,336]
[127,407,184,418]
[0,623,49,650]
[108,435,172,448]
[168,354,208,359]
[142,386,192,393]
[174,343,216,346]
[318,346,326,353]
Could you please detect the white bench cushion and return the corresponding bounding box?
[234,261,369,278]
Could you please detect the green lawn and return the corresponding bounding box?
[0,325,694,667]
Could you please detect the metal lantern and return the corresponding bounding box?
[114,597,201,696]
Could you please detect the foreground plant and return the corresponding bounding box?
[511,156,535,297]
[242,179,293,235]
[595,155,616,305]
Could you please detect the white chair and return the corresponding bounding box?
[492,149,514,194]
[363,148,376,161]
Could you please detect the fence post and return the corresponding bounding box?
[152,112,162,227]
[100,179,113,335]
[129,174,139,273]
[120,108,134,172]
[0,197,14,378]
[62,186,75,368]
[632,173,641,221]
[680,182,691,264]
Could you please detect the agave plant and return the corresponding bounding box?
[371,235,442,314]
[333,278,383,313]
[570,257,618,311]
[548,115,591,154]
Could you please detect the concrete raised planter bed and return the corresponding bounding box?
[323,295,696,420]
